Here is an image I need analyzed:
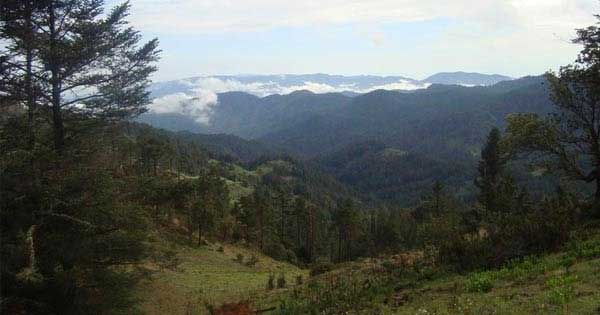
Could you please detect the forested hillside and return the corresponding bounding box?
[143,75,555,204]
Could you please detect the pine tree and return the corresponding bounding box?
[1,0,160,152]
[432,180,444,214]
[475,128,506,212]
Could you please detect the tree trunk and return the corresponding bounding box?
[48,4,65,153]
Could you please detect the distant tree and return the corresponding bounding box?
[1,0,160,152]
[246,187,273,250]
[332,199,361,261]
[139,133,169,176]
[504,15,600,210]
[191,171,229,245]
[475,128,506,211]
[432,180,444,214]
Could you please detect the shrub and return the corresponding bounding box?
[264,242,287,261]
[245,255,259,267]
[266,274,275,290]
[235,253,244,264]
[567,235,600,259]
[295,275,303,285]
[466,272,494,293]
[309,262,333,277]
[277,273,286,288]
[559,255,576,273]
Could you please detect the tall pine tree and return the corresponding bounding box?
[475,128,506,212]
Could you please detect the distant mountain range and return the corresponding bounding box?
[424,72,513,86]
[149,72,514,99]
[138,74,554,204]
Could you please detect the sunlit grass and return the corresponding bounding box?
[135,241,307,315]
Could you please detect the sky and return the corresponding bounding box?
[106,0,600,81]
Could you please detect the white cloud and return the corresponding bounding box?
[150,89,218,124]
[126,0,597,35]
[148,76,431,122]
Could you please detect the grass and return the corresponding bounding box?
[390,257,600,315]
[271,232,600,315]
[134,241,307,315]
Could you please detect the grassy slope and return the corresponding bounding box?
[135,241,307,315]
[271,231,600,315]
[391,256,600,315]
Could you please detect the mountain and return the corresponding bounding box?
[148,74,428,99]
[173,131,282,164]
[424,72,513,86]
[147,72,514,100]
[139,90,353,139]
[140,75,552,204]
[258,76,552,204]
[260,76,551,158]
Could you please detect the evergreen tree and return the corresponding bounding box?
[432,180,444,214]
[332,199,361,262]
[474,128,506,212]
[1,0,159,152]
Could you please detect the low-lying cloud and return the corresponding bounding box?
[148,76,430,124]
[150,89,218,124]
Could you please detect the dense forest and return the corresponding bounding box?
[1,1,599,314]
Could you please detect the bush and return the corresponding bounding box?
[266,274,275,290]
[264,242,287,261]
[437,234,492,271]
[567,235,600,259]
[235,253,244,264]
[466,272,494,293]
[295,275,303,285]
[277,273,286,288]
[245,255,259,267]
[309,262,334,277]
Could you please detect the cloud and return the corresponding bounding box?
[147,76,431,122]
[150,89,218,124]
[125,0,596,35]
[172,77,429,96]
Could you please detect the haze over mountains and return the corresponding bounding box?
[139,72,552,204]
[144,72,514,128]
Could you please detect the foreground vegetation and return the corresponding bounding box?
[135,237,306,315]
[272,230,600,315]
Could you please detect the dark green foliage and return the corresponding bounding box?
[295,275,303,285]
[504,15,600,211]
[267,274,275,291]
[466,272,494,293]
[474,128,506,212]
[309,262,334,277]
[245,255,259,267]
[277,273,287,288]
[1,0,159,151]
[235,253,244,264]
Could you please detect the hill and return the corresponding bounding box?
[424,71,513,86]
[267,228,600,315]
[135,239,306,314]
